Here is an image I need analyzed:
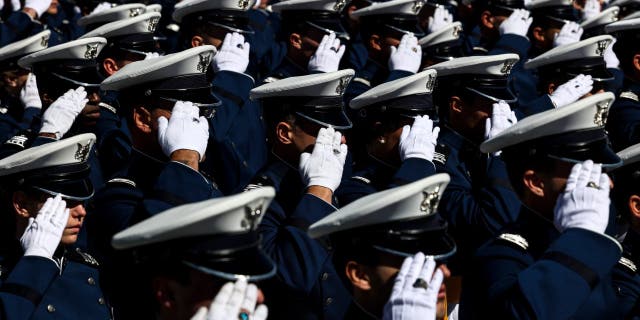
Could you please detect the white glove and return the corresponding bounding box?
[604,38,619,69]
[20,194,69,259]
[549,74,593,108]
[427,6,454,34]
[190,279,268,320]
[157,101,209,161]
[582,0,601,20]
[553,22,583,47]
[144,52,161,60]
[499,9,533,37]
[484,100,517,139]
[382,252,444,320]
[40,86,88,139]
[299,127,348,192]
[399,115,440,162]
[213,32,250,74]
[89,2,113,15]
[308,33,346,73]
[20,73,41,110]
[553,160,610,234]
[11,0,20,11]
[23,0,52,17]
[388,34,421,74]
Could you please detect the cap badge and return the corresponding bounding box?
[148,16,160,32]
[334,0,347,11]
[242,205,263,230]
[40,35,49,47]
[596,40,608,56]
[594,101,609,126]
[420,186,440,215]
[74,143,91,162]
[129,7,143,17]
[412,0,425,14]
[84,43,99,59]
[501,59,516,74]
[425,74,436,92]
[238,0,250,9]
[336,76,350,95]
[197,53,211,73]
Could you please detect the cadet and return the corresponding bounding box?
[419,21,465,68]
[263,0,350,82]
[470,0,532,56]
[77,3,147,32]
[0,133,112,319]
[463,92,628,318]
[0,0,50,46]
[87,46,223,319]
[337,70,439,205]
[309,174,457,319]
[345,0,426,103]
[111,188,276,320]
[248,70,353,319]
[40,0,84,46]
[427,54,522,273]
[174,0,269,194]
[0,30,50,144]
[605,18,640,151]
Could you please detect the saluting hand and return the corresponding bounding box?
[299,127,348,193]
[40,86,89,139]
[157,101,209,164]
[308,33,346,73]
[213,32,250,74]
[20,194,69,260]
[190,279,268,320]
[399,115,439,162]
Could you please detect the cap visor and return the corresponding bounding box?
[183,245,276,282]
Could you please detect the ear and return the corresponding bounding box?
[102,58,120,76]
[12,191,31,218]
[628,195,640,223]
[368,34,382,52]
[480,11,494,29]
[449,96,464,114]
[133,106,153,134]
[532,26,545,43]
[275,121,294,145]
[289,33,303,50]
[345,261,372,291]
[152,277,174,310]
[633,53,640,74]
[523,169,545,198]
[546,82,556,95]
[191,35,204,48]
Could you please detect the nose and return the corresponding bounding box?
[88,92,100,104]
[70,204,87,220]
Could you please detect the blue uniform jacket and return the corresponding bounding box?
[253,158,351,320]
[615,230,640,318]
[435,126,522,274]
[0,95,41,145]
[41,0,84,47]
[0,244,111,320]
[0,11,42,46]
[607,81,640,151]
[460,206,626,319]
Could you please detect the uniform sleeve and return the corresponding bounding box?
[515,94,555,118]
[606,100,640,150]
[488,34,530,57]
[0,11,41,46]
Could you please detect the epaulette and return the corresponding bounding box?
[620,91,639,102]
[243,174,275,192]
[66,247,100,267]
[352,77,371,87]
[350,175,371,185]
[433,143,450,166]
[497,233,529,250]
[106,177,136,188]
[98,102,117,115]
[619,256,638,274]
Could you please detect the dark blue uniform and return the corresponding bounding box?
[247,8,287,79]
[0,11,42,46]
[607,81,640,151]
[253,158,351,320]
[41,0,84,47]
[0,96,40,145]
[262,55,309,83]
[460,206,626,319]
[434,125,522,273]
[0,244,111,320]
[615,230,640,318]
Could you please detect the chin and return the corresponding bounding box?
[61,235,78,246]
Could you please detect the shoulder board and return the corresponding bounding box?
[107,178,136,188]
[433,143,450,166]
[98,102,117,115]
[497,233,529,250]
[619,256,638,274]
[620,91,639,102]
[350,175,371,184]
[473,47,489,54]
[352,77,371,87]
[67,247,100,267]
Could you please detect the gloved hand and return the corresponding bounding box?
[20,194,69,259]
[604,38,619,69]
[499,9,533,37]
[399,115,440,162]
[23,0,52,17]
[20,73,41,109]
[190,279,268,320]
[89,2,113,15]
[582,0,601,20]
[427,6,454,34]
[308,33,346,73]
[212,32,250,74]
[299,127,348,192]
[157,101,209,161]
[554,160,610,234]
[388,34,421,74]
[484,100,517,148]
[382,252,444,320]
[549,74,593,108]
[10,0,21,11]
[40,86,88,139]
[553,21,583,47]
[144,52,161,60]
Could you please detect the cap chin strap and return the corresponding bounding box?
[31,186,94,201]
[51,72,101,88]
[182,259,277,282]
[207,21,255,35]
[305,21,351,41]
[464,87,518,104]
[294,111,353,130]
[371,244,457,261]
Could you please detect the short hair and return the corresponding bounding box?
[501,146,557,196]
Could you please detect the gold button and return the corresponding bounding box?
[325,297,333,306]
[47,304,55,313]
[87,277,95,285]
[321,273,329,281]
[98,297,105,305]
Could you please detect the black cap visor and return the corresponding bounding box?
[20,163,94,201]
